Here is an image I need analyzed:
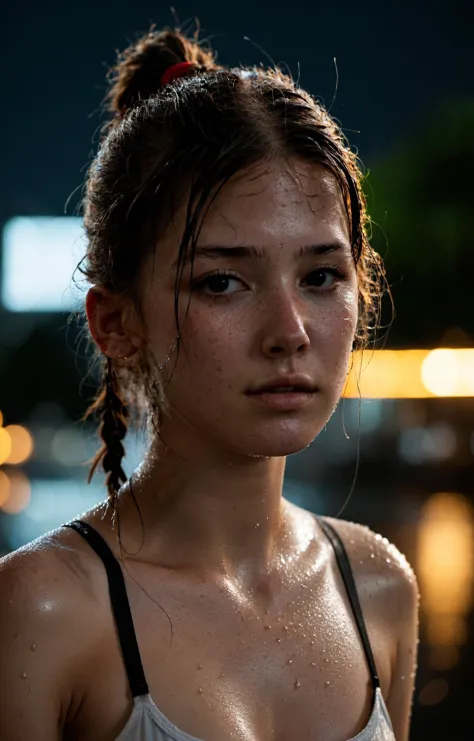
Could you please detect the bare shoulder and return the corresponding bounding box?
[321,515,420,640]
[0,526,108,737]
[0,522,106,607]
[322,515,418,593]
[321,516,420,740]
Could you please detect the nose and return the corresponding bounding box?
[260,288,311,359]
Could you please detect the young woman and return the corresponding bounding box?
[0,27,419,741]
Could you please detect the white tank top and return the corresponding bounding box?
[65,517,396,741]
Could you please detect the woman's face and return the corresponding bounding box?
[139,158,358,458]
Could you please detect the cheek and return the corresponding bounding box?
[173,306,246,379]
[313,287,358,344]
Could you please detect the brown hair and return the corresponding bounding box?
[80,25,387,506]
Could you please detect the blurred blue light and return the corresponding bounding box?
[4,478,103,550]
[1,216,87,312]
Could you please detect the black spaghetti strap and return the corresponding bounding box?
[64,520,149,698]
[316,516,380,692]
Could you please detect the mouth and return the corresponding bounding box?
[247,378,317,395]
[249,386,313,394]
[246,380,317,410]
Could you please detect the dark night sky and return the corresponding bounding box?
[2,0,473,221]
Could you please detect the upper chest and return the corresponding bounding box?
[68,543,394,741]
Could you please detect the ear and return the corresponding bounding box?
[85,286,144,359]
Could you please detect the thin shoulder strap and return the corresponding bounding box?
[64,520,149,698]
[316,516,380,691]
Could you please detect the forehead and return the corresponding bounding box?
[203,159,348,242]
[160,158,350,264]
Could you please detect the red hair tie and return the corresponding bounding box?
[160,61,196,86]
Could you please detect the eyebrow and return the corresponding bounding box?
[173,241,349,269]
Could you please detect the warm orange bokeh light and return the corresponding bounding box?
[416,492,474,670]
[0,427,12,465]
[0,471,31,514]
[4,425,34,464]
[0,470,10,508]
[344,348,474,398]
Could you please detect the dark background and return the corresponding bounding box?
[1,1,473,738]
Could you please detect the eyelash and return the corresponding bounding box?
[191,266,349,301]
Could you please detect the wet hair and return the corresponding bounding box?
[80,25,388,507]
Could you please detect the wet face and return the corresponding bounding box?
[139,158,358,458]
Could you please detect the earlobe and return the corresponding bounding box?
[85,286,143,359]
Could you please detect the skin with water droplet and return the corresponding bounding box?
[30,643,37,651]
[294,679,301,689]
[21,672,27,679]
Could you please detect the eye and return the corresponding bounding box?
[192,270,245,299]
[305,266,347,289]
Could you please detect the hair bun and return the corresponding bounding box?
[106,27,218,118]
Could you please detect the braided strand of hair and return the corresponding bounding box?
[87,357,128,505]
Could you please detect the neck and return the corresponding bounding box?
[114,442,295,589]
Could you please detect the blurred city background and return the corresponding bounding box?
[1,1,473,738]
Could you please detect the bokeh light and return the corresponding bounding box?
[0,427,12,465]
[418,678,450,706]
[0,471,31,514]
[4,425,34,464]
[344,349,474,399]
[51,427,88,466]
[0,470,10,508]
[421,349,474,397]
[416,492,474,670]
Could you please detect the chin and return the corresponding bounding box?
[231,422,323,458]
[249,441,314,458]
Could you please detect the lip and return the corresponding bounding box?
[248,390,316,410]
[247,375,317,394]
